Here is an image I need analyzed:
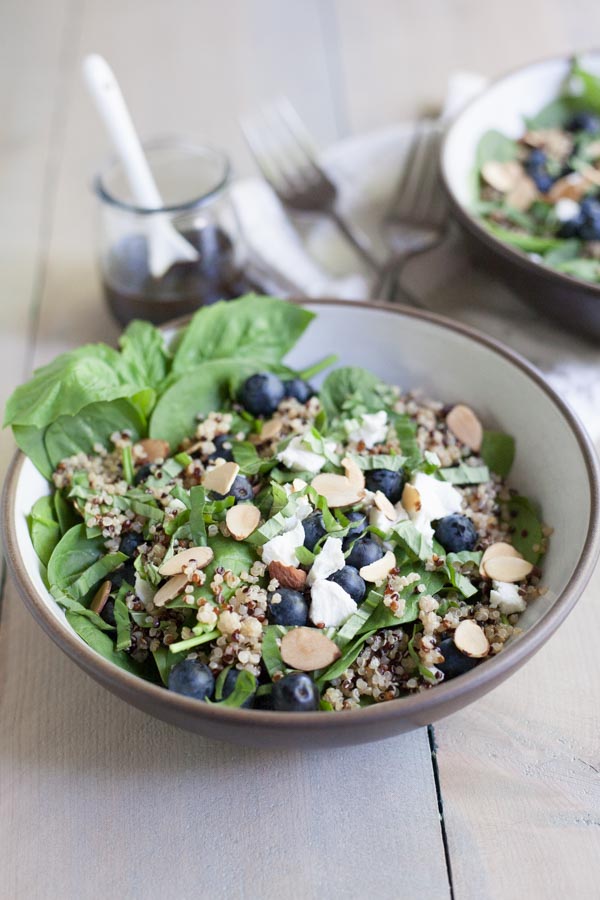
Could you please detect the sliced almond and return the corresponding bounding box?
[259,417,284,442]
[202,461,240,495]
[159,545,214,577]
[402,483,421,514]
[454,619,490,658]
[374,490,397,521]
[137,438,170,463]
[360,550,396,584]
[90,580,111,614]
[268,560,307,591]
[342,456,365,491]
[280,627,341,671]
[480,541,522,578]
[154,573,189,607]
[575,161,600,188]
[547,172,590,202]
[506,175,537,212]
[226,503,261,541]
[311,472,364,508]
[481,159,523,193]
[446,404,483,452]
[483,556,534,583]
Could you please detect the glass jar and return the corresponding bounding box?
[95,139,253,325]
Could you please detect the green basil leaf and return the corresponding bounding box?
[502,495,545,564]
[480,430,515,478]
[319,366,385,419]
[117,319,170,392]
[439,463,490,485]
[28,495,61,567]
[44,399,146,469]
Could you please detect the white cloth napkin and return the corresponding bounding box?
[231,75,600,442]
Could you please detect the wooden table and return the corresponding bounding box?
[1,3,599,898]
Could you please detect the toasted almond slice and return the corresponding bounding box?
[280,627,341,671]
[226,503,260,541]
[342,456,365,491]
[159,545,214,577]
[311,472,363,508]
[202,461,240,495]
[547,172,590,202]
[259,417,284,442]
[291,477,308,492]
[154,573,189,607]
[137,438,170,463]
[573,160,600,187]
[479,541,522,578]
[374,490,397,521]
[268,560,307,591]
[454,619,490,658]
[446,404,483,452]
[483,556,534,583]
[360,550,396,583]
[402,483,421,514]
[481,159,523,193]
[90,580,111,614]
[506,174,538,211]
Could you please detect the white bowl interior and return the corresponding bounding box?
[13,304,592,651]
[442,51,600,208]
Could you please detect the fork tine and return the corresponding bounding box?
[389,123,431,219]
[272,97,323,173]
[240,114,285,188]
[260,102,314,187]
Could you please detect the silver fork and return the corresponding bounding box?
[240,97,380,273]
[376,119,448,305]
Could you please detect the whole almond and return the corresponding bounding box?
[202,461,240,495]
[446,404,483,452]
[226,503,261,541]
[137,438,170,464]
[268,561,307,591]
[154,573,189,607]
[159,545,214,576]
[280,627,341,671]
[454,619,490,658]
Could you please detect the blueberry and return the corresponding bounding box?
[531,170,554,193]
[437,638,480,679]
[558,210,585,238]
[99,597,116,627]
[578,197,600,240]
[527,148,547,167]
[345,537,384,570]
[213,474,254,502]
[254,691,274,710]
[365,469,404,503]
[238,372,285,417]
[525,149,555,193]
[168,659,215,701]
[344,510,367,540]
[208,434,234,462]
[303,512,327,551]
[268,588,309,626]
[434,514,478,553]
[283,378,314,404]
[567,112,600,133]
[118,531,144,558]
[271,672,320,711]
[110,561,136,591]
[222,667,255,708]
[134,463,153,485]
[327,565,366,603]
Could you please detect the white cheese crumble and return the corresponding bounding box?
[277,436,326,473]
[261,520,305,568]
[309,578,357,627]
[307,536,345,586]
[369,501,408,533]
[344,410,388,449]
[490,580,526,615]
[407,472,463,544]
[554,198,580,222]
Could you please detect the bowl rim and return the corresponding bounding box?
[3,298,600,731]
[440,48,600,297]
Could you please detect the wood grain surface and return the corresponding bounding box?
[1,2,599,898]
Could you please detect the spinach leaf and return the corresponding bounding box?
[172,294,314,374]
[319,366,385,419]
[316,632,374,688]
[44,399,146,468]
[524,97,576,129]
[192,534,257,604]
[480,430,515,478]
[215,670,257,707]
[352,453,406,472]
[233,441,277,476]
[189,486,207,545]
[262,625,287,677]
[571,60,600,114]
[65,611,139,674]
[439,463,490,485]
[555,257,600,282]
[392,520,433,561]
[54,490,78,535]
[476,130,519,168]
[149,359,258,450]
[152,646,187,686]
[114,586,132,651]
[483,223,565,252]
[28,495,61,567]
[53,588,114,631]
[117,320,170,392]
[502,495,545,564]
[12,424,53,479]
[47,524,125,600]
[390,412,421,464]
[544,239,582,267]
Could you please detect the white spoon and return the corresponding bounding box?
[83,53,199,279]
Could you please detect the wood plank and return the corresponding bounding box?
[0,2,449,897]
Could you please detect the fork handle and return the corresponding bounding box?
[328,209,380,272]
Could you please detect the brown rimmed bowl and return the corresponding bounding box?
[441,50,600,339]
[3,300,600,748]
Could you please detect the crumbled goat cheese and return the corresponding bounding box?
[277,436,326,473]
[554,198,580,222]
[262,520,305,567]
[345,411,388,449]
[307,536,345,586]
[407,472,462,543]
[309,578,357,627]
[369,502,408,533]
[490,580,526,615]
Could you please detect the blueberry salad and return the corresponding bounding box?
[5,295,549,712]
[475,59,600,282]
